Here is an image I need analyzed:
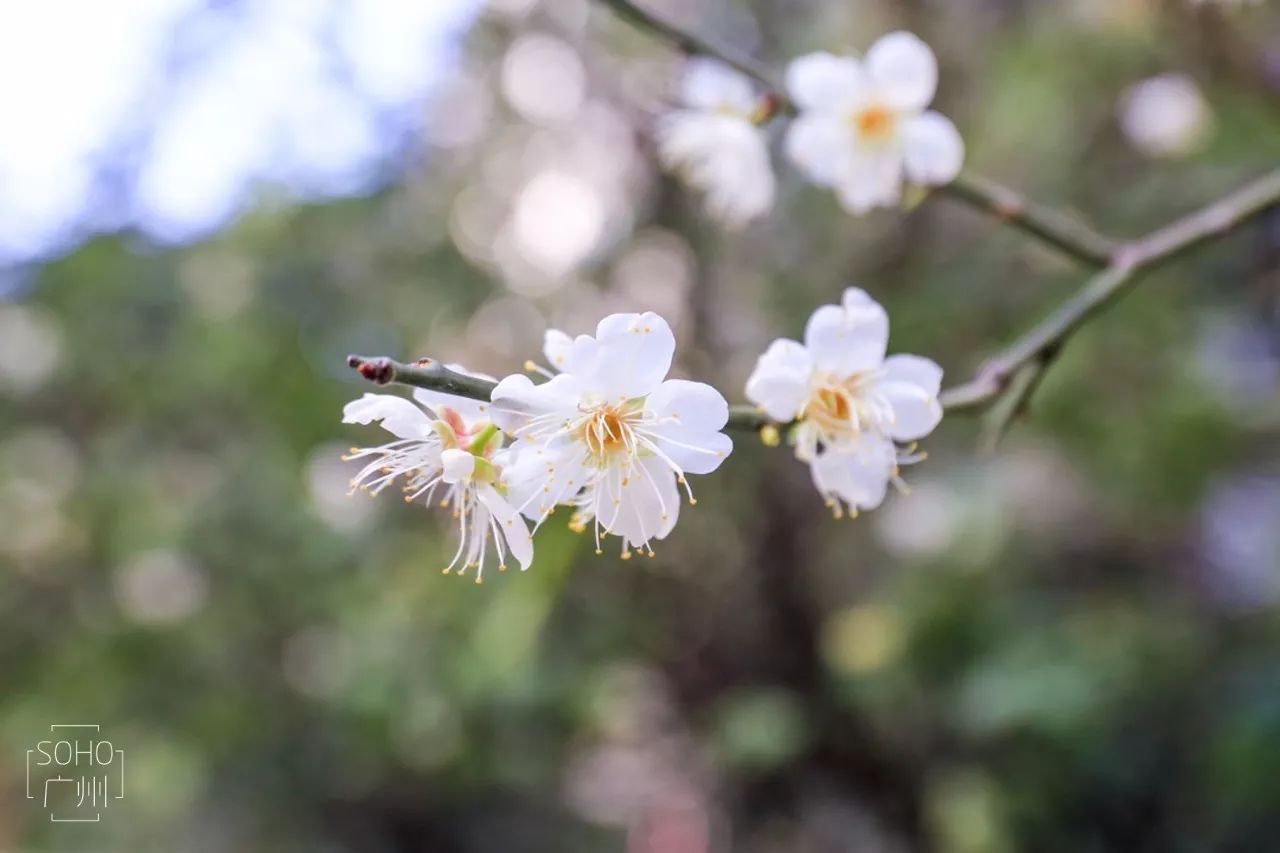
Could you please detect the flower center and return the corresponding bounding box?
[852,104,896,141]
[575,401,644,466]
[800,373,893,447]
[804,384,857,434]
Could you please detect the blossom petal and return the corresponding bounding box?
[535,330,601,376]
[786,52,865,110]
[440,448,475,484]
[810,441,894,511]
[500,441,589,522]
[865,31,937,111]
[902,111,964,186]
[645,379,733,475]
[343,393,433,440]
[681,58,758,113]
[659,112,774,225]
[489,373,584,432]
[785,113,853,188]
[880,380,943,441]
[543,329,574,371]
[880,354,943,396]
[595,456,681,549]
[647,378,729,432]
[803,288,889,376]
[745,338,813,421]
[478,485,534,570]
[834,149,904,214]
[587,312,676,398]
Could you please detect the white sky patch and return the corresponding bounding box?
[0,0,476,265]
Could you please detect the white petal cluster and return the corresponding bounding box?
[657,59,776,227]
[785,32,964,214]
[491,312,733,558]
[745,288,943,516]
[342,379,533,584]
[657,33,965,222]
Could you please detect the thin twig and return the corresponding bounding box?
[594,0,777,91]
[347,355,772,432]
[942,174,1117,268]
[593,0,1117,269]
[942,167,1280,414]
[978,355,1054,452]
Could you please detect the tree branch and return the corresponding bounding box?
[593,0,1117,269]
[940,167,1280,415]
[594,0,777,91]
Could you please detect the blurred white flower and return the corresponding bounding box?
[745,287,942,516]
[785,32,964,214]
[342,377,533,583]
[491,312,732,558]
[1119,73,1211,159]
[657,59,775,227]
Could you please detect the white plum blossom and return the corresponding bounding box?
[342,381,533,583]
[657,59,776,227]
[1119,73,1211,159]
[785,32,964,214]
[745,287,943,517]
[490,312,733,558]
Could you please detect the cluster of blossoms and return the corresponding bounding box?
[343,293,943,580]
[657,31,965,224]
[345,313,733,582]
[746,288,942,517]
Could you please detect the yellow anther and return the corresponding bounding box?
[759,423,781,447]
[620,550,632,560]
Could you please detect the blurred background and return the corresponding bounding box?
[2,0,1280,850]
